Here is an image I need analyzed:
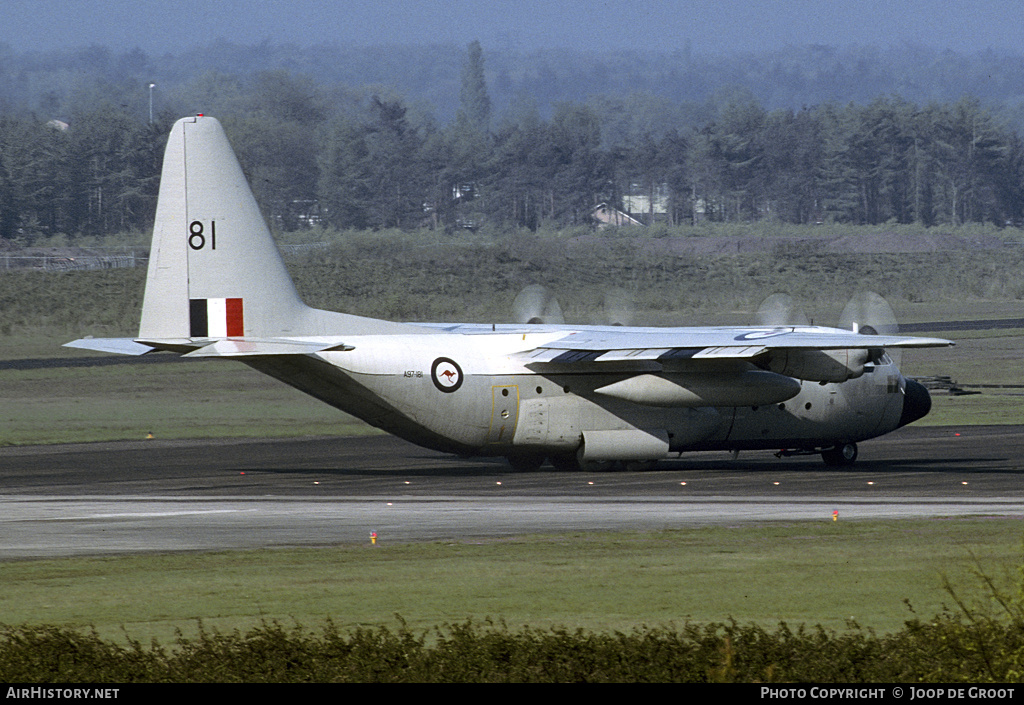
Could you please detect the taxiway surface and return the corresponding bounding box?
[1,425,1023,559]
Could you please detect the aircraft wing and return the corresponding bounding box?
[66,326,951,369]
[515,326,952,364]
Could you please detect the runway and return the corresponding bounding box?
[2,425,1023,560]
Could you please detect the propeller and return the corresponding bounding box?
[512,285,564,325]
[755,290,903,366]
[600,288,634,327]
[838,291,900,365]
[755,293,810,327]
[837,291,898,337]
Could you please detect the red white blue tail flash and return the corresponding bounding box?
[190,298,244,337]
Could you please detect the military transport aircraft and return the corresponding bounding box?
[67,115,953,470]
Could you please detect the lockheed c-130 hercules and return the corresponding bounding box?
[67,115,953,470]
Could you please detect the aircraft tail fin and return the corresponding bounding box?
[138,115,419,344]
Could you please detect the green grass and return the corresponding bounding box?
[3,232,1024,665]
[924,394,1024,426]
[2,315,1023,445]
[0,519,1018,646]
[1,338,1021,446]
[0,359,370,445]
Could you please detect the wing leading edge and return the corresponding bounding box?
[525,326,951,355]
[512,325,952,384]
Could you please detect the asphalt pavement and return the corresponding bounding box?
[1,425,1022,559]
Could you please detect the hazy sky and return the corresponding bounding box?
[2,0,1021,55]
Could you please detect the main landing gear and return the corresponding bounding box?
[505,454,546,472]
[505,454,659,472]
[509,442,860,471]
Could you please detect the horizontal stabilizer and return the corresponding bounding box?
[64,338,155,356]
[183,338,355,358]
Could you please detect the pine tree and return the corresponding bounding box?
[457,40,491,135]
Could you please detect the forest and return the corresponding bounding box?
[1,40,1024,240]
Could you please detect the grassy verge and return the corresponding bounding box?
[0,358,369,445]
[924,393,1024,426]
[3,232,1024,680]
[3,233,1024,444]
[2,327,1022,445]
[1,519,1018,646]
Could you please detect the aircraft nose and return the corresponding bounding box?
[898,377,932,427]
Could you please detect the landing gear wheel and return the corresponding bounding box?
[549,454,581,471]
[623,460,658,471]
[506,454,545,471]
[821,442,858,467]
[548,453,617,472]
[575,447,615,472]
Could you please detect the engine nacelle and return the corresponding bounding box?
[762,348,871,383]
[593,371,800,407]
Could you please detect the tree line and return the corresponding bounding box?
[1,44,1023,240]
[5,40,1024,130]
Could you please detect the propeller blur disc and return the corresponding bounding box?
[756,293,810,327]
[838,291,900,365]
[512,285,564,325]
[601,288,634,327]
[838,291,898,336]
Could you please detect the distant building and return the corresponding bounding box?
[623,182,670,222]
[591,203,644,228]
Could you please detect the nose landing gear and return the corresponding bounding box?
[775,442,859,466]
[821,442,858,466]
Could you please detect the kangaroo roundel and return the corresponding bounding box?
[431,357,463,393]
